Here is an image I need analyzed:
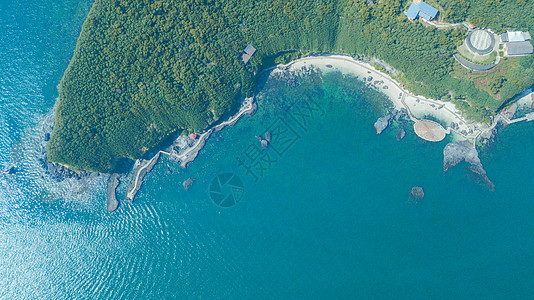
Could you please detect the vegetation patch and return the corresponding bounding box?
[48,0,534,172]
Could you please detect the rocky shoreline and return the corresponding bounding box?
[373,108,410,135]
[123,97,257,203]
[36,56,533,209]
[125,152,162,201]
[443,140,495,191]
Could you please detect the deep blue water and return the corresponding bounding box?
[1,1,534,298]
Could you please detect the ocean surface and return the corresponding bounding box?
[2,0,534,298]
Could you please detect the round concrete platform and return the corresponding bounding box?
[466,29,495,55]
[413,119,447,142]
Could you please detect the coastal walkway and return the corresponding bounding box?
[507,112,534,124]
[453,54,497,72]
[126,98,255,201]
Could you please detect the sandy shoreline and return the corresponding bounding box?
[120,55,534,205]
[272,55,487,140]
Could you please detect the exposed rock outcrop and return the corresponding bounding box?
[395,128,406,141]
[374,115,391,134]
[40,158,93,181]
[374,109,410,135]
[183,177,195,190]
[443,140,495,191]
[410,186,424,200]
[265,132,272,142]
[106,174,120,212]
[255,132,271,150]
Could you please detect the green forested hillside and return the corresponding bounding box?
[47,0,534,172]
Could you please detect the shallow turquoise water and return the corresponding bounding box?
[2,1,534,298]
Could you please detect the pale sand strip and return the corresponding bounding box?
[125,56,534,201]
[272,55,482,140]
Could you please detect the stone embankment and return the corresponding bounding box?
[125,152,162,201]
[126,97,256,202]
[106,173,120,212]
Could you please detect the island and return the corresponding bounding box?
[46,0,534,175]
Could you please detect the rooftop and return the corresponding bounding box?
[405,3,420,20]
[506,41,534,56]
[502,31,531,43]
[466,29,495,55]
[418,2,439,21]
[404,1,439,21]
[241,45,256,64]
[244,45,256,55]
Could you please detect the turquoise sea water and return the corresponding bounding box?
[2,1,534,298]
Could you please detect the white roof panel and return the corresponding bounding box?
[507,31,526,42]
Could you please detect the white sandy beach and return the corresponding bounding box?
[271,55,491,140]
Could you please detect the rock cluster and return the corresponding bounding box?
[374,108,409,135]
[374,115,391,135]
[40,158,92,181]
[255,132,272,150]
[502,103,518,120]
[395,128,406,141]
[443,140,495,191]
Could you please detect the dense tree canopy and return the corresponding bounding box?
[47,0,534,172]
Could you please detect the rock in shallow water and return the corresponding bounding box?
[183,177,195,190]
[395,128,406,141]
[443,140,495,191]
[106,174,120,212]
[410,186,424,200]
[374,115,391,135]
[265,132,271,142]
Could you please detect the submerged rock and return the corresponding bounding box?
[374,115,391,134]
[393,108,409,122]
[410,186,424,200]
[395,128,406,141]
[443,140,495,191]
[265,132,272,142]
[261,139,269,150]
[183,177,195,190]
